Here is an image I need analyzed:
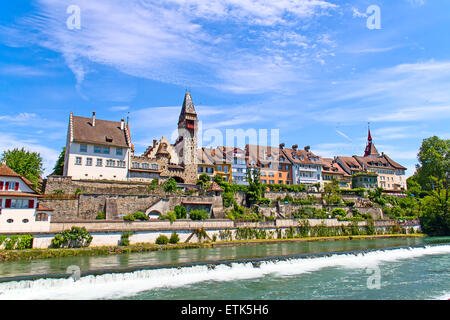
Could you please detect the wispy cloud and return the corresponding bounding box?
[2,0,338,94]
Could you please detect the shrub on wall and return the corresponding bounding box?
[155,235,169,245]
[51,227,93,248]
[159,211,177,224]
[0,235,34,250]
[119,231,134,246]
[331,208,347,218]
[133,211,149,221]
[174,206,187,219]
[96,212,106,220]
[169,232,180,244]
[189,209,209,220]
[123,214,136,221]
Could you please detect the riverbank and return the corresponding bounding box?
[0,233,425,262]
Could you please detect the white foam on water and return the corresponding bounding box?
[0,244,449,300]
[434,292,450,300]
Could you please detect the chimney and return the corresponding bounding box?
[292,144,298,151]
[153,139,157,148]
[121,118,125,130]
[304,145,310,152]
[92,111,96,127]
[279,143,285,149]
[211,149,216,157]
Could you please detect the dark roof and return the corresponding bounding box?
[72,115,130,148]
[383,154,407,170]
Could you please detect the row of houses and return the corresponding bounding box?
[62,93,407,191]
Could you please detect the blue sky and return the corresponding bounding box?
[1,0,449,177]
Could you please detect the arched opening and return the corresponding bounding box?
[173,176,184,183]
[148,210,161,220]
[35,213,48,221]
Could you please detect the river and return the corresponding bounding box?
[0,237,449,300]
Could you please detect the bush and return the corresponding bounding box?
[51,227,92,248]
[163,178,178,193]
[133,211,149,221]
[119,231,134,246]
[1,235,34,250]
[189,209,209,220]
[169,232,180,244]
[155,235,169,245]
[366,220,375,235]
[331,208,347,218]
[344,200,355,207]
[96,211,106,220]
[123,214,136,221]
[159,211,177,223]
[174,206,187,219]
[53,189,64,195]
[74,188,83,195]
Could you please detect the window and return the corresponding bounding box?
[224,166,228,173]
[96,159,103,167]
[116,148,123,156]
[80,144,87,152]
[132,162,140,168]
[10,199,29,209]
[117,160,126,168]
[22,219,29,223]
[269,180,275,184]
[151,164,158,170]
[198,167,203,173]
[75,157,82,165]
[217,165,222,171]
[7,182,18,191]
[94,146,110,154]
[279,173,282,178]
[261,180,267,184]
[141,163,149,169]
[7,219,13,223]
[106,160,116,167]
[36,213,48,221]
[86,158,92,166]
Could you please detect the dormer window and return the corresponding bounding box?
[106,136,113,143]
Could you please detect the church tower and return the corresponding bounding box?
[364,123,379,157]
[176,92,198,165]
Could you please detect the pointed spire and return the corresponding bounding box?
[367,122,372,141]
[178,92,198,129]
[364,123,379,157]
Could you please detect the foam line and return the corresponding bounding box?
[0,244,449,300]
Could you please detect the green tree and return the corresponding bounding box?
[196,173,211,191]
[163,178,178,193]
[52,147,65,175]
[413,136,450,235]
[2,148,44,189]
[415,136,449,191]
[246,168,264,205]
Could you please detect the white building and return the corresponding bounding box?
[63,112,133,181]
[282,145,323,187]
[0,164,52,233]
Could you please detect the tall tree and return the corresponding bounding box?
[1,148,44,189]
[53,147,65,175]
[414,136,450,235]
[415,136,449,191]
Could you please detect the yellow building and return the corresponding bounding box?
[320,157,352,190]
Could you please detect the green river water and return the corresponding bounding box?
[0,237,449,300]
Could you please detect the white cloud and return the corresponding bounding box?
[2,0,338,94]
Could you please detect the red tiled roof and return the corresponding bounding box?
[0,165,37,191]
[208,181,223,192]
[0,191,42,198]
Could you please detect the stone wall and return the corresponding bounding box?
[43,176,155,195]
[42,194,223,221]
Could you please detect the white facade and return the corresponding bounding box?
[0,176,51,233]
[292,163,322,186]
[65,142,130,181]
